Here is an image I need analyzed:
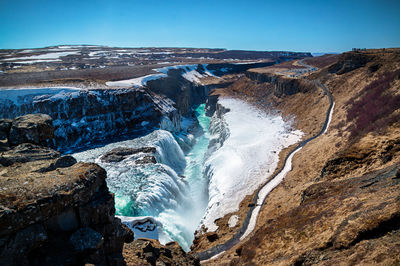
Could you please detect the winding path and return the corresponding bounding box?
[196,79,334,261]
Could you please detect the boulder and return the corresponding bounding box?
[0,119,12,151]
[206,232,219,242]
[55,155,77,168]
[9,114,54,146]
[100,147,156,163]
[0,118,12,140]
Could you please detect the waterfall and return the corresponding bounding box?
[73,105,211,251]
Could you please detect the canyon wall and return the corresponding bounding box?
[0,88,180,152]
[147,68,209,115]
[245,71,317,97]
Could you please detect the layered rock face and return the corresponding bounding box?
[0,114,133,265]
[8,114,54,146]
[204,102,230,156]
[147,68,209,115]
[328,51,374,74]
[0,88,180,152]
[245,70,317,97]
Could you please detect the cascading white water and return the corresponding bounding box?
[73,104,211,251]
[73,99,303,251]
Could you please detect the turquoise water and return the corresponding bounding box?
[72,104,211,251]
[155,104,211,250]
[184,104,211,207]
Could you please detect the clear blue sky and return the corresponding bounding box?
[0,0,399,53]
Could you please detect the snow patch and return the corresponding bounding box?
[228,215,239,228]
[106,63,218,88]
[118,216,172,243]
[0,87,81,104]
[201,98,303,231]
[106,73,167,87]
[1,51,81,62]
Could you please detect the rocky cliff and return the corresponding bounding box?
[0,88,180,152]
[0,114,133,265]
[147,68,208,115]
[245,70,318,97]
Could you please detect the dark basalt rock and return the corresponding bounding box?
[245,71,317,97]
[206,232,219,242]
[36,155,78,173]
[0,89,181,152]
[8,114,54,147]
[135,155,157,164]
[55,155,77,168]
[328,51,374,75]
[70,227,104,252]
[0,143,60,166]
[0,118,12,140]
[100,147,156,163]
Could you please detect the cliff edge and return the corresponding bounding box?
[0,114,133,265]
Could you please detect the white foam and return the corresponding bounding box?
[201,98,303,231]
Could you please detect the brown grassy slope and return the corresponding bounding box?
[303,54,340,69]
[205,49,400,265]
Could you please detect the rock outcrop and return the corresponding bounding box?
[8,114,54,147]
[0,114,133,265]
[100,147,157,164]
[123,238,200,266]
[328,51,374,74]
[245,70,318,97]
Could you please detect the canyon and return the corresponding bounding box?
[0,46,399,265]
